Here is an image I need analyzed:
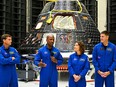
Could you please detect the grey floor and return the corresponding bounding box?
[18,80,95,87]
[18,72,116,87]
[18,72,94,87]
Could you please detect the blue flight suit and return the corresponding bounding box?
[34,45,63,87]
[0,45,20,87]
[92,42,116,87]
[68,53,90,87]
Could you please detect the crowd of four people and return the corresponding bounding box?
[0,30,116,87]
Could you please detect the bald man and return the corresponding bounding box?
[34,34,63,87]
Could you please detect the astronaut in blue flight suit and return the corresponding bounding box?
[34,34,63,87]
[68,41,90,87]
[92,31,116,87]
[0,34,20,87]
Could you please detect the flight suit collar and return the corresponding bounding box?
[1,45,10,50]
[100,42,110,47]
[74,52,83,58]
[45,45,54,50]
[100,42,112,51]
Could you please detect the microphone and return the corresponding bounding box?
[50,52,54,56]
[50,51,57,63]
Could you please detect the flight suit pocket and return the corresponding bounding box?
[72,59,78,65]
[78,61,85,66]
[107,51,113,56]
[42,53,50,60]
[78,58,85,67]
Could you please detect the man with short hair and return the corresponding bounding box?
[92,31,116,87]
[0,34,20,87]
[34,34,63,87]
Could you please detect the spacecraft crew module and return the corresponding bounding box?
[18,0,100,81]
